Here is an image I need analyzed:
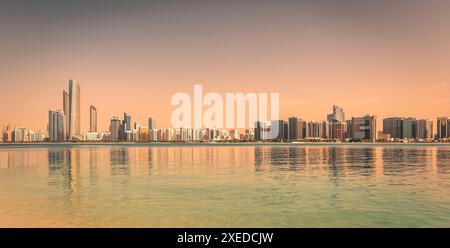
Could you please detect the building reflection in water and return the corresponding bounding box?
[47,148,81,196]
[110,147,129,176]
[89,148,98,186]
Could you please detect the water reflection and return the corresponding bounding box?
[110,148,129,176]
[48,149,73,195]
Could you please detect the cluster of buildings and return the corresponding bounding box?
[1,80,450,143]
[1,124,47,142]
[255,106,377,142]
[107,113,255,142]
[47,80,81,142]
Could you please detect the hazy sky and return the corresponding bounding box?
[1,0,449,131]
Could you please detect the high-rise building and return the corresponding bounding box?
[68,80,80,139]
[383,117,403,139]
[270,120,285,141]
[330,122,347,140]
[109,117,121,141]
[288,117,297,140]
[297,119,306,140]
[416,119,433,140]
[327,105,345,123]
[254,121,271,141]
[63,90,70,140]
[402,118,417,139]
[48,109,66,142]
[123,112,131,131]
[437,117,450,140]
[148,117,157,130]
[351,115,376,142]
[90,105,97,133]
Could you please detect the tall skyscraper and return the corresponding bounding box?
[288,116,297,140]
[148,117,157,130]
[327,105,345,123]
[109,117,121,141]
[437,117,450,140]
[48,109,65,142]
[63,90,70,140]
[297,119,306,140]
[90,105,97,133]
[383,117,404,139]
[123,112,131,131]
[68,80,80,139]
[416,119,433,140]
[351,115,376,142]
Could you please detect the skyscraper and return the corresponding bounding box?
[48,109,65,142]
[90,105,97,133]
[383,117,404,139]
[402,118,417,139]
[68,80,80,139]
[351,115,376,142]
[416,119,433,140]
[437,117,450,140]
[109,117,121,141]
[123,112,131,131]
[63,90,69,140]
[148,117,157,130]
[288,116,297,140]
[327,105,345,123]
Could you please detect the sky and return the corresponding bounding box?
[1,0,450,132]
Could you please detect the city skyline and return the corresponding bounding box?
[1,1,450,132]
[0,79,448,134]
[2,79,449,143]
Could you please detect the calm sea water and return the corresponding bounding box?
[0,144,449,227]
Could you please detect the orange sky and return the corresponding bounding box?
[1,1,449,132]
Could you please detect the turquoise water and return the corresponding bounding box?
[0,144,449,227]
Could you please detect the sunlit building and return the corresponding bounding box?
[351,115,376,142]
[383,117,403,139]
[437,117,450,140]
[416,119,433,141]
[90,105,97,133]
[68,80,80,140]
[48,109,66,142]
[327,105,345,123]
[109,117,121,141]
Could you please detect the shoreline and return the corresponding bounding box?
[1,141,450,148]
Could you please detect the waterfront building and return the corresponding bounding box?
[288,117,297,140]
[327,105,345,123]
[148,117,157,130]
[297,119,306,140]
[377,131,391,142]
[68,80,80,140]
[90,105,97,133]
[283,121,289,140]
[123,112,131,131]
[83,132,100,141]
[330,122,347,140]
[134,122,141,130]
[383,117,403,139]
[109,117,121,141]
[351,115,376,142]
[416,119,433,141]
[48,109,66,142]
[271,120,285,141]
[402,118,416,139]
[149,129,158,142]
[166,128,175,141]
[63,90,70,140]
[138,126,148,141]
[437,117,450,140]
